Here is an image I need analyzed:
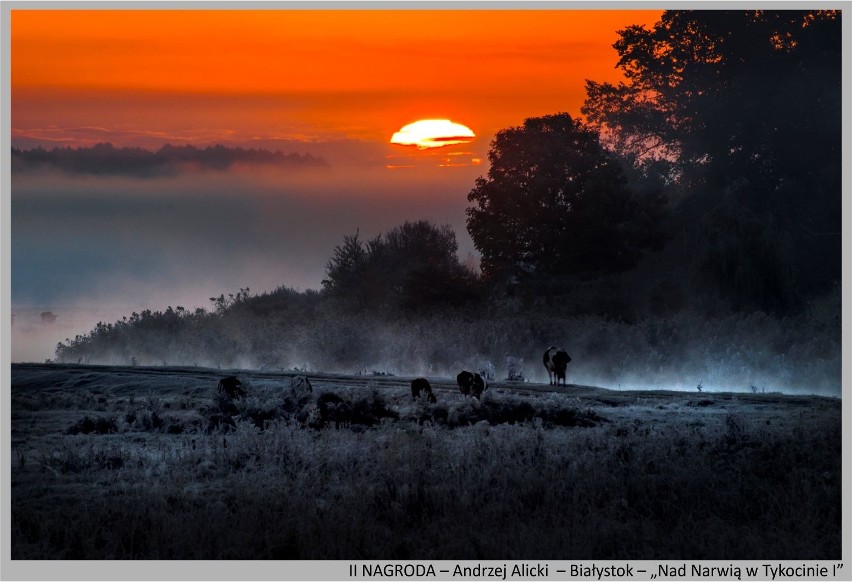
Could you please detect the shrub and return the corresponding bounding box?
[316,389,399,429]
[66,416,118,435]
[414,392,607,429]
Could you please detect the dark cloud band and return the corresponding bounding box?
[12,143,330,178]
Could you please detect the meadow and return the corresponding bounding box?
[10,363,841,560]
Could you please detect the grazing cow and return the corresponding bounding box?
[470,373,488,399]
[317,392,352,428]
[457,370,488,399]
[457,371,474,396]
[289,375,313,398]
[543,347,572,386]
[217,375,247,399]
[283,375,313,411]
[411,377,437,403]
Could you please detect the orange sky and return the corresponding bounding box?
[12,10,662,159]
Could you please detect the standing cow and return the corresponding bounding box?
[457,371,474,396]
[411,378,437,403]
[457,370,488,399]
[543,347,572,387]
[217,376,247,399]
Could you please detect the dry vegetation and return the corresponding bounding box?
[11,363,841,560]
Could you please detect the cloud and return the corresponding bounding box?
[11,143,330,178]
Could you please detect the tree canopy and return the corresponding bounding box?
[465,113,668,282]
[582,10,841,311]
[583,10,840,184]
[322,220,478,310]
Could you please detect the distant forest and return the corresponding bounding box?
[12,143,330,177]
[52,10,842,391]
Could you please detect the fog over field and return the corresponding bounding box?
[11,155,482,361]
[12,144,842,398]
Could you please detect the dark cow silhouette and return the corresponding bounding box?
[470,373,487,399]
[457,371,473,396]
[284,375,313,410]
[289,375,313,397]
[543,347,572,386]
[317,392,351,428]
[411,378,437,403]
[457,370,488,399]
[217,375,247,399]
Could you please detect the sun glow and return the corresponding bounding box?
[390,119,475,149]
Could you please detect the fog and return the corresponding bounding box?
[11,155,483,362]
[12,146,840,399]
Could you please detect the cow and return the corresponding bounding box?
[282,375,313,411]
[543,347,572,387]
[317,392,352,428]
[411,377,437,403]
[217,375,247,399]
[289,375,313,399]
[470,373,488,399]
[457,370,488,399]
[457,371,474,396]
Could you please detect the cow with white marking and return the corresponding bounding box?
[543,347,572,387]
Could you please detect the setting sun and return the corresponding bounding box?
[390,119,475,149]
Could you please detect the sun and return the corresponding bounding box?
[390,119,475,149]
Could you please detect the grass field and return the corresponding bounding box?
[10,363,841,559]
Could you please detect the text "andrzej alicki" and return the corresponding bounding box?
[352,563,550,578]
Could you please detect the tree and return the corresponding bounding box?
[582,10,841,311]
[322,230,369,295]
[465,113,668,282]
[583,11,840,187]
[322,220,479,310]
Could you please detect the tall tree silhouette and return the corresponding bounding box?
[466,113,667,282]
